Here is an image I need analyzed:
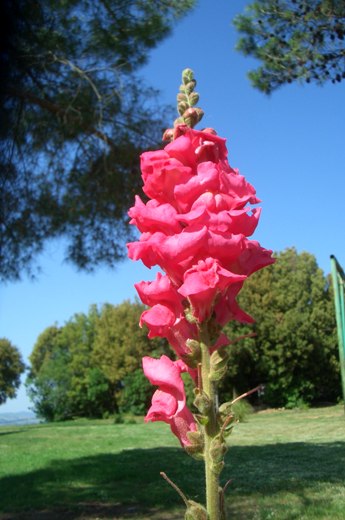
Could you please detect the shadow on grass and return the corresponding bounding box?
[0,431,26,437]
[0,442,344,518]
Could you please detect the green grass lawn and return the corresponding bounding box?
[0,406,344,519]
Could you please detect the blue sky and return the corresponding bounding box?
[1,0,344,413]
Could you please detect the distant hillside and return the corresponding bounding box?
[0,411,41,426]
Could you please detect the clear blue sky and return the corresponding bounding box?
[1,0,344,413]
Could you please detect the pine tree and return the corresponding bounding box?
[234,0,345,93]
[0,0,195,280]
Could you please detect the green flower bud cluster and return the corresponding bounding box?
[175,68,204,129]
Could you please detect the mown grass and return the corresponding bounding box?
[0,406,344,519]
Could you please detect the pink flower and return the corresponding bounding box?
[174,161,259,213]
[165,126,228,169]
[214,282,254,326]
[140,151,193,204]
[139,304,198,360]
[142,355,197,447]
[128,196,182,235]
[135,272,184,313]
[178,257,246,322]
[127,226,209,284]
[140,304,176,338]
[176,206,261,237]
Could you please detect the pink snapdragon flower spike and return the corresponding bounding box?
[142,355,197,447]
[127,69,275,520]
[128,123,274,338]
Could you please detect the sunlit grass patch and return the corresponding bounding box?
[0,405,344,519]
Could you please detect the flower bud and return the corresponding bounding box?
[162,128,174,142]
[188,92,199,106]
[182,108,201,128]
[194,107,204,122]
[177,92,188,103]
[174,116,185,127]
[182,68,194,85]
[185,500,208,520]
[178,101,190,116]
[185,80,197,94]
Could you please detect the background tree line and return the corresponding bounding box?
[26,248,341,421]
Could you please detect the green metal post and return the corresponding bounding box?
[330,255,345,413]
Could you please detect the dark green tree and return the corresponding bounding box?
[0,338,26,405]
[234,0,345,93]
[27,325,73,420]
[223,248,340,407]
[26,309,112,420]
[92,300,168,410]
[118,368,153,415]
[0,0,195,281]
[27,301,168,420]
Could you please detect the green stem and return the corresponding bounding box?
[200,324,221,520]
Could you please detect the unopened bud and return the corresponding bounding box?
[182,68,194,85]
[174,116,185,127]
[184,80,197,94]
[182,108,200,128]
[162,128,174,142]
[177,92,188,103]
[188,92,199,106]
[178,101,190,116]
[194,107,204,121]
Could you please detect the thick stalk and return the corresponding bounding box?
[200,325,221,520]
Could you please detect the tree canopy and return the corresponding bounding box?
[223,248,340,407]
[26,301,168,420]
[0,0,195,281]
[234,0,345,93]
[0,338,26,405]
